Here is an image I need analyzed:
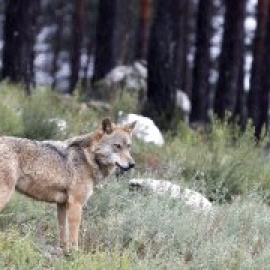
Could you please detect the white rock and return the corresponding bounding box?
[49,118,67,132]
[133,61,147,79]
[118,113,164,146]
[104,65,191,123]
[176,90,191,113]
[105,65,132,84]
[103,61,147,91]
[129,178,213,213]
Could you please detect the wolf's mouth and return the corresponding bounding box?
[115,163,131,172]
[115,162,135,177]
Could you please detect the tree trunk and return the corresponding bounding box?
[2,0,38,94]
[68,0,85,94]
[214,0,246,118]
[114,0,132,65]
[180,0,195,97]
[248,0,270,138]
[51,0,64,90]
[172,1,187,95]
[233,54,246,129]
[260,27,270,136]
[145,0,181,129]
[190,0,213,123]
[92,0,118,83]
[135,0,151,60]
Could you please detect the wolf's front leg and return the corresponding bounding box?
[67,196,83,250]
[57,203,68,252]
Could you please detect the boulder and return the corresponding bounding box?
[129,178,213,213]
[176,89,191,123]
[118,113,164,146]
[49,118,67,133]
[103,62,191,123]
[103,61,147,91]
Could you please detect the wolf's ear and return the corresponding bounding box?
[123,121,137,133]
[102,118,114,134]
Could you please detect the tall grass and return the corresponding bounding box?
[0,84,100,139]
[1,83,270,268]
[133,118,270,202]
[2,184,270,268]
[81,181,270,268]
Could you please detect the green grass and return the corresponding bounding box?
[2,188,270,269]
[1,83,270,268]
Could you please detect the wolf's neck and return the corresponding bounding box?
[79,149,115,184]
[93,157,116,182]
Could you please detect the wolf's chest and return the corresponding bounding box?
[15,175,68,203]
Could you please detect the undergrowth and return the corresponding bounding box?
[0,83,270,268]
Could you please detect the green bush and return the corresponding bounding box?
[0,83,102,140]
[0,103,22,136]
[111,90,140,118]
[21,102,59,140]
[0,229,47,269]
[81,181,270,268]
[1,83,270,268]
[141,119,270,202]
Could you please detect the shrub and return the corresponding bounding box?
[111,90,140,118]
[0,103,22,136]
[150,119,270,201]
[21,99,60,140]
[1,83,270,268]
[81,181,270,268]
[0,229,47,269]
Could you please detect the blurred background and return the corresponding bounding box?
[0,0,267,135]
[3,2,270,268]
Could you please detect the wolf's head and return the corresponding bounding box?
[68,118,136,175]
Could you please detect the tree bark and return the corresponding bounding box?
[214,0,246,119]
[145,0,182,129]
[233,54,246,129]
[135,0,151,60]
[190,0,213,123]
[2,0,38,94]
[68,0,85,94]
[51,0,64,90]
[248,0,270,138]
[92,0,118,83]
[114,0,132,65]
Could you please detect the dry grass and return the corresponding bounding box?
[1,83,270,268]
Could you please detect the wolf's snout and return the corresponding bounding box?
[129,162,135,169]
[116,161,135,171]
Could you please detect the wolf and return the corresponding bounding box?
[0,118,136,252]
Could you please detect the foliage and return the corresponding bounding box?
[111,90,140,118]
[144,118,270,202]
[1,83,270,268]
[2,186,270,268]
[0,84,100,140]
[21,96,60,140]
[0,83,24,136]
[82,183,270,269]
[0,103,22,136]
[0,229,47,269]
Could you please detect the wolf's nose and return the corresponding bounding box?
[129,162,135,169]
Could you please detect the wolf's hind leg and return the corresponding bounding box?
[0,184,15,212]
[0,158,17,212]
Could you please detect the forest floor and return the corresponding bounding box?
[1,83,270,269]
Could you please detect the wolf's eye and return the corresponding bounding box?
[114,144,122,150]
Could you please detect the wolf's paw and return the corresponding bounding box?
[44,245,64,258]
[63,247,83,259]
